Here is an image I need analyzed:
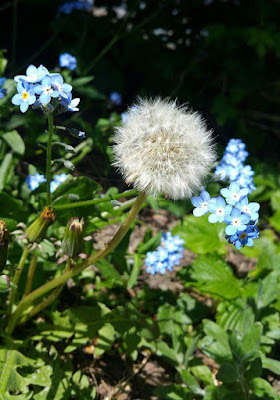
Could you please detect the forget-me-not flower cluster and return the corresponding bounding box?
[59,53,77,71]
[215,138,256,194]
[26,173,69,193]
[57,1,92,15]
[192,182,260,249]
[145,232,184,275]
[11,64,80,113]
[0,77,6,99]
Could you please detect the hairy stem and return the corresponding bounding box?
[23,254,38,298]
[6,192,146,336]
[53,189,137,210]
[8,247,29,314]
[46,113,54,206]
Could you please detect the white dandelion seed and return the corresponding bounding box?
[112,98,216,200]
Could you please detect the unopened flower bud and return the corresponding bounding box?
[0,220,9,272]
[25,207,55,243]
[61,217,85,259]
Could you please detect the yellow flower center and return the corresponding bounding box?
[22,91,29,100]
[240,232,247,239]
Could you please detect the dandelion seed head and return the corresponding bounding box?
[113,98,216,199]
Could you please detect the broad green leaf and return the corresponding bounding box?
[242,322,263,353]
[0,350,33,395]
[189,255,241,299]
[0,276,9,292]
[201,320,232,363]
[172,215,226,255]
[154,384,193,399]
[0,153,13,191]
[179,369,204,395]
[249,378,278,399]
[2,130,25,155]
[52,175,101,201]
[94,323,115,356]
[262,356,280,375]
[216,362,239,383]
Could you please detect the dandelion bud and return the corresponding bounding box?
[113,98,216,200]
[25,207,55,243]
[0,220,9,272]
[61,217,85,259]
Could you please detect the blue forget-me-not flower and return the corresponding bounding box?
[0,77,6,98]
[191,139,260,250]
[11,64,80,114]
[59,53,77,71]
[145,232,184,275]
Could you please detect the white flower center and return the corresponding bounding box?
[232,218,241,227]
[29,74,37,81]
[43,86,53,95]
[242,206,250,214]
[232,193,239,201]
[216,208,224,215]
[201,202,208,209]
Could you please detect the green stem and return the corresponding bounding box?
[6,192,146,336]
[20,259,72,324]
[8,247,29,314]
[53,189,137,210]
[23,254,38,298]
[46,113,54,206]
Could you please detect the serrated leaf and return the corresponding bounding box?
[189,255,241,299]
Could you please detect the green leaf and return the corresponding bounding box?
[72,76,94,86]
[201,320,232,363]
[216,362,239,383]
[0,350,33,395]
[52,175,101,201]
[242,322,262,353]
[249,378,278,399]
[173,214,226,255]
[0,276,9,292]
[154,384,193,399]
[0,153,14,191]
[136,232,162,254]
[127,254,142,289]
[189,255,241,299]
[179,369,204,395]
[262,356,280,375]
[94,323,115,357]
[2,130,25,155]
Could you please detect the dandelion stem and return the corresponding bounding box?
[23,254,38,298]
[46,113,54,206]
[6,192,146,336]
[8,247,29,314]
[20,259,72,324]
[53,189,138,210]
